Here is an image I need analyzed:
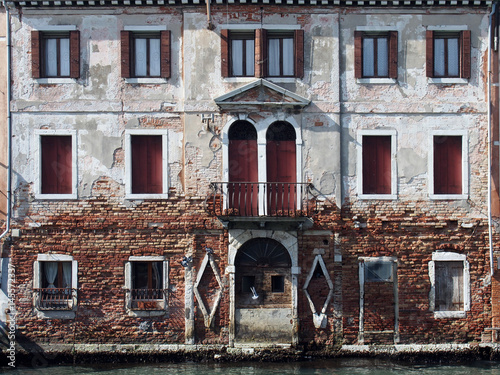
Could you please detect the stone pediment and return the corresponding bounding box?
[214,79,310,110]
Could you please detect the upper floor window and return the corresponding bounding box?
[426,29,470,79]
[229,31,255,77]
[354,31,398,79]
[121,29,171,79]
[221,28,303,79]
[31,29,80,79]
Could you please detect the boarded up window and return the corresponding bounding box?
[435,261,464,311]
[131,135,163,194]
[41,135,72,194]
[362,135,391,195]
[433,136,462,195]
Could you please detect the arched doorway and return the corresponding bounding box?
[228,120,258,215]
[266,122,297,215]
[234,238,293,344]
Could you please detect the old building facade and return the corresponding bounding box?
[0,0,499,351]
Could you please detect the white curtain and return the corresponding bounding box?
[231,40,243,76]
[246,40,255,76]
[447,38,459,77]
[45,262,58,289]
[362,38,375,77]
[282,38,294,76]
[44,39,58,77]
[149,39,161,77]
[268,39,280,76]
[377,38,388,77]
[62,262,72,289]
[434,38,445,76]
[135,38,147,76]
[59,38,70,76]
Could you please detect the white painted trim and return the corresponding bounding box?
[124,78,167,84]
[221,24,260,30]
[267,78,298,84]
[428,78,469,85]
[36,25,77,31]
[34,129,78,200]
[125,129,169,199]
[357,129,397,199]
[428,252,470,319]
[262,25,301,30]
[357,78,397,85]
[428,130,469,200]
[222,77,257,84]
[36,78,76,84]
[124,25,167,31]
[129,256,166,262]
[428,25,468,31]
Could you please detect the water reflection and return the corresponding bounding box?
[3,358,500,375]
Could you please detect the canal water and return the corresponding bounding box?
[3,358,500,375]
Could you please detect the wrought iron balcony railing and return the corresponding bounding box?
[208,182,315,218]
[126,288,168,310]
[34,288,77,311]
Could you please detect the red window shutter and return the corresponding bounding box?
[221,29,229,77]
[121,30,131,78]
[461,30,471,79]
[388,31,398,79]
[160,30,171,79]
[434,136,462,194]
[32,31,41,79]
[354,31,363,79]
[131,136,163,194]
[294,29,304,79]
[255,29,267,78]
[362,136,391,195]
[69,30,80,79]
[426,30,434,78]
[41,136,72,194]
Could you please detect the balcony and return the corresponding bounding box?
[207,182,316,229]
[126,288,168,311]
[34,288,77,311]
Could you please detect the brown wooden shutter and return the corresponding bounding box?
[434,136,462,195]
[362,136,391,195]
[255,28,267,78]
[294,29,304,79]
[426,30,434,78]
[461,30,471,79]
[31,31,42,78]
[388,31,398,79]
[41,136,72,194]
[221,29,230,77]
[69,30,80,79]
[354,31,363,79]
[121,30,131,78]
[160,30,171,79]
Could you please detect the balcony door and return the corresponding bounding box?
[266,122,296,215]
[228,121,258,216]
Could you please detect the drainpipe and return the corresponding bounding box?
[488,3,497,277]
[0,1,12,244]
[206,0,214,30]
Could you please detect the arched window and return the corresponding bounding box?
[266,122,297,214]
[228,121,258,215]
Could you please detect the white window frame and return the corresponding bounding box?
[355,26,398,85]
[34,129,78,200]
[427,25,469,85]
[125,129,169,200]
[428,130,468,200]
[35,25,77,84]
[124,256,169,317]
[33,254,78,319]
[357,129,397,200]
[123,26,168,84]
[429,251,470,319]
